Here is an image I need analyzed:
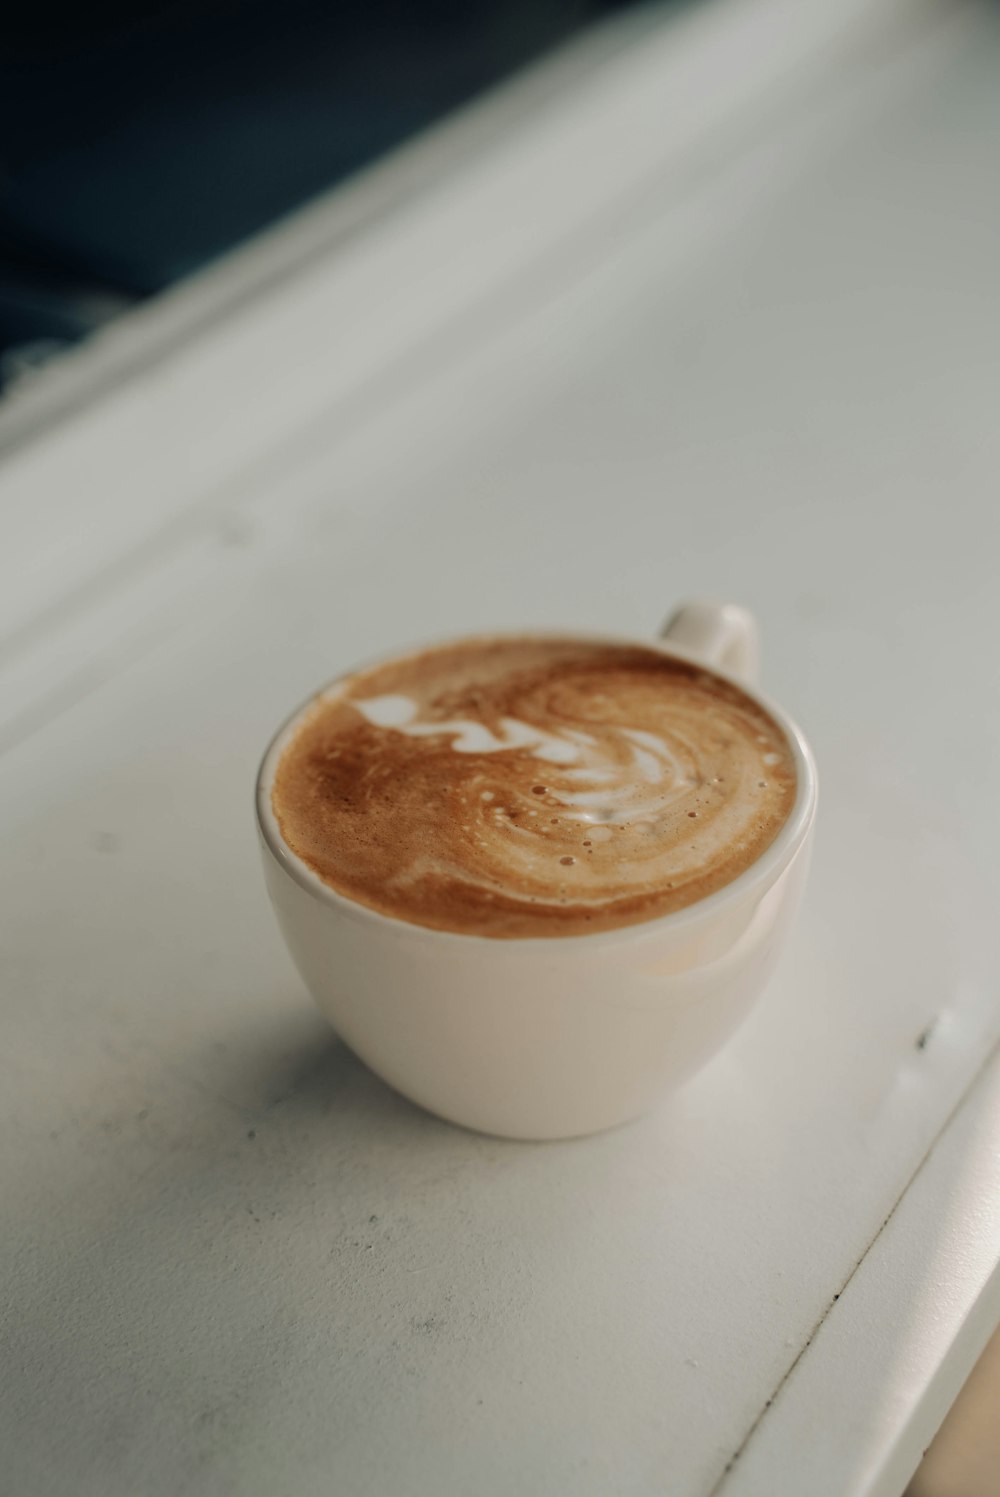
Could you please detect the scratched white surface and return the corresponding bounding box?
[2,4,1000,1495]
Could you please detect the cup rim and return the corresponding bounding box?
[255,629,818,948]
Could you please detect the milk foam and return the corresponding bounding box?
[272,638,797,937]
[355,695,582,764]
[353,696,693,826]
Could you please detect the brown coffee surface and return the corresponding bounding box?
[271,636,797,938]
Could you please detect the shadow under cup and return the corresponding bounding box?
[255,630,818,1140]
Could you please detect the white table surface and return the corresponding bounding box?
[2,3,999,1494]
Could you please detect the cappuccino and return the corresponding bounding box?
[271,636,796,938]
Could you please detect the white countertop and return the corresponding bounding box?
[2,2,999,1493]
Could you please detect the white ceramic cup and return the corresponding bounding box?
[256,602,817,1140]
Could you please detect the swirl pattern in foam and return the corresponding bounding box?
[271,637,797,937]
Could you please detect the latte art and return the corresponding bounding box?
[352,696,697,826]
[271,637,797,937]
[353,695,588,765]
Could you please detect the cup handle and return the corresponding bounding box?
[660,600,759,685]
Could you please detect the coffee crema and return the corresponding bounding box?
[271,637,797,938]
